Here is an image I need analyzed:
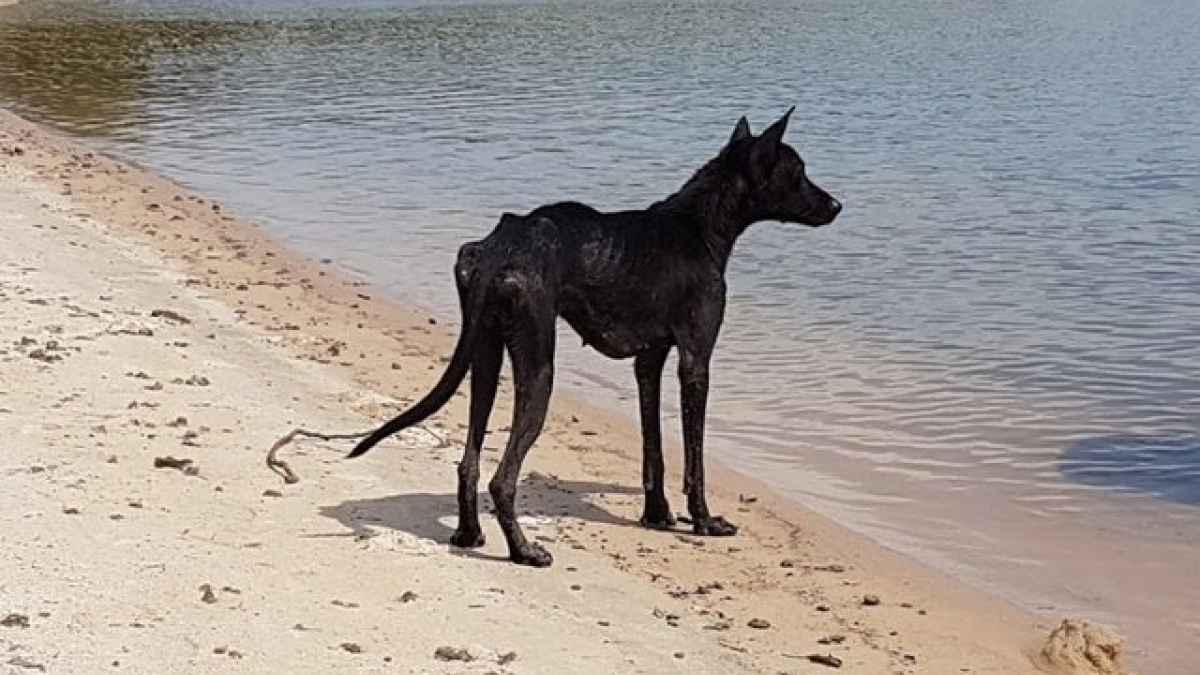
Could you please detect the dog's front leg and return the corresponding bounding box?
[635,347,675,529]
[678,349,738,537]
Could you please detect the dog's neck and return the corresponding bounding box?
[652,157,758,271]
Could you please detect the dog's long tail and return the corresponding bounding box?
[347,243,491,459]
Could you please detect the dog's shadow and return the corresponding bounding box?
[319,474,642,563]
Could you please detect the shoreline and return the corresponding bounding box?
[0,107,1127,674]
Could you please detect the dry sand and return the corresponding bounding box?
[0,109,1129,674]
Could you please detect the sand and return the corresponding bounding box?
[0,108,1129,674]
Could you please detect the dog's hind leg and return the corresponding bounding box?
[635,347,675,529]
[451,332,504,549]
[489,296,556,567]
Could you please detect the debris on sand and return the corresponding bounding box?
[340,642,363,654]
[1,613,30,628]
[747,617,771,630]
[264,427,377,485]
[652,608,681,627]
[5,656,45,672]
[150,308,191,324]
[199,584,218,604]
[1036,619,1127,675]
[807,653,844,668]
[433,646,474,662]
[27,347,61,363]
[154,456,199,476]
[861,594,881,607]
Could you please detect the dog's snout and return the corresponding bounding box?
[828,198,842,216]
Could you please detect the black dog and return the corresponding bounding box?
[349,109,841,566]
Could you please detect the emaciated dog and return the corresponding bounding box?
[349,109,841,566]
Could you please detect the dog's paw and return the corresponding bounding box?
[692,515,738,537]
[510,542,554,567]
[449,528,487,548]
[639,512,677,530]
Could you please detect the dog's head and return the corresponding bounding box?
[723,108,841,227]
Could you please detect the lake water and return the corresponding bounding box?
[2,0,1198,669]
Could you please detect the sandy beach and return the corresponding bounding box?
[0,107,1131,675]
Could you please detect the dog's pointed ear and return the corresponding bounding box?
[728,116,752,146]
[747,107,794,171]
[757,106,794,149]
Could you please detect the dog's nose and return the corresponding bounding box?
[829,198,842,216]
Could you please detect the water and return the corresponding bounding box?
[3,0,1198,668]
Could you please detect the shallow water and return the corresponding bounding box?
[3,0,1198,668]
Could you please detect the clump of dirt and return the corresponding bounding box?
[1035,619,1126,675]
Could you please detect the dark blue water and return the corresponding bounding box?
[3,0,1198,668]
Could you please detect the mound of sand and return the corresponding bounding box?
[1036,619,1128,675]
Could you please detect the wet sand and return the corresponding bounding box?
[0,108,1131,674]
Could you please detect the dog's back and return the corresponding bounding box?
[483,202,714,289]
[464,203,715,360]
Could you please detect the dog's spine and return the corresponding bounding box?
[346,257,490,459]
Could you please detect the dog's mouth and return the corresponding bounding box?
[797,203,841,227]
[802,213,834,227]
[786,195,842,227]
